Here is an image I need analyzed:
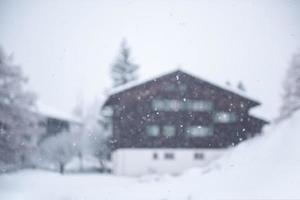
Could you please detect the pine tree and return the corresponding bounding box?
[278,52,300,121]
[237,81,246,92]
[0,47,39,172]
[110,40,139,87]
[225,81,231,87]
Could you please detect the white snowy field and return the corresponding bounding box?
[1,112,300,200]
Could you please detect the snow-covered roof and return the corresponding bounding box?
[108,68,260,104]
[33,102,82,124]
[109,70,173,95]
[248,106,271,123]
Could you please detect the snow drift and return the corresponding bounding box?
[179,111,300,199]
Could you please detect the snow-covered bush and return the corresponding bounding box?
[88,125,111,171]
[39,131,77,174]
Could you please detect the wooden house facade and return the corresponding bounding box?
[103,70,268,175]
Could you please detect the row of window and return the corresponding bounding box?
[152,100,237,123]
[153,152,204,160]
[164,84,187,92]
[146,125,213,137]
[152,99,213,112]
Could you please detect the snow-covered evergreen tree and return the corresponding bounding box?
[0,47,39,172]
[110,39,139,87]
[83,96,111,171]
[278,52,300,121]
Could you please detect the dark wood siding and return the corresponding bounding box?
[105,70,268,150]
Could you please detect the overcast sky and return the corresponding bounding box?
[0,0,300,119]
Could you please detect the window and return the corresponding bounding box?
[190,100,213,111]
[146,125,160,137]
[179,84,187,92]
[194,152,204,160]
[153,152,158,160]
[0,122,7,134]
[165,84,176,91]
[152,99,166,111]
[214,112,237,123]
[162,125,176,137]
[164,152,174,160]
[152,99,181,111]
[169,100,181,111]
[186,126,213,137]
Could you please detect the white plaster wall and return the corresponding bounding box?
[112,148,225,176]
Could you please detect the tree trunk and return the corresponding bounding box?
[99,159,105,172]
[78,152,83,172]
[59,163,65,174]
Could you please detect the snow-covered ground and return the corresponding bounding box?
[1,112,300,200]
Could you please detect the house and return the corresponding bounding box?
[34,102,82,141]
[0,101,81,168]
[103,70,268,176]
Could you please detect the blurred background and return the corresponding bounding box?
[1,0,299,119]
